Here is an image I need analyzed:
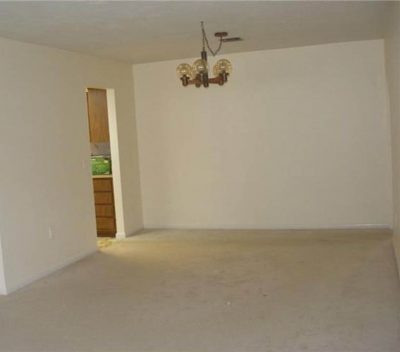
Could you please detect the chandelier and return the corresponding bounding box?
[176,22,233,88]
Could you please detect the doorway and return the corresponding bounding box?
[86,88,116,239]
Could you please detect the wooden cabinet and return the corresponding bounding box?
[95,204,115,217]
[93,178,116,237]
[86,88,110,143]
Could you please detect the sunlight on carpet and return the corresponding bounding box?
[97,237,114,249]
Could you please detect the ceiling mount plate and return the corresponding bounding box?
[214,31,228,38]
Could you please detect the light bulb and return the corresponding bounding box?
[176,63,193,78]
[213,59,233,76]
[192,59,208,75]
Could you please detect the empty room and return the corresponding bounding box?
[0,1,400,351]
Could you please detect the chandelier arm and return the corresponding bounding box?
[183,73,227,87]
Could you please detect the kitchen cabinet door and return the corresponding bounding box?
[86,88,110,143]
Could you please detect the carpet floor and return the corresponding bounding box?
[0,229,399,352]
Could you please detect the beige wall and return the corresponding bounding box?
[0,37,143,294]
[385,2,400,266]
[133,40,393,229]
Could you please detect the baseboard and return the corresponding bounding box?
[115,231,127,240]
[393,234,400,279]
[116,228,144,239]
[3,248,97,295]
[143,224,392,231]
[0,277,6,295]
[0,237,6,295]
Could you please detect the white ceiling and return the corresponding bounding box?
[0,1,391,64]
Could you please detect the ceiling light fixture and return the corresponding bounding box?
[177,21,233,88]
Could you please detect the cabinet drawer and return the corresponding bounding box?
[94,191,113,204]
[95,204,115,218]
[93,178,113,192]
[96,217,116,232]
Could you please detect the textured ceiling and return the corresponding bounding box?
[0,1,391,63]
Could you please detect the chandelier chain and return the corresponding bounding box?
[201,21,223,57]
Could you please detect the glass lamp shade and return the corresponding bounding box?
[176,63,193,78]
[192,59,208,75]
[213,59,233,76]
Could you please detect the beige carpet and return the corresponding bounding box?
[0,229,399,351]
